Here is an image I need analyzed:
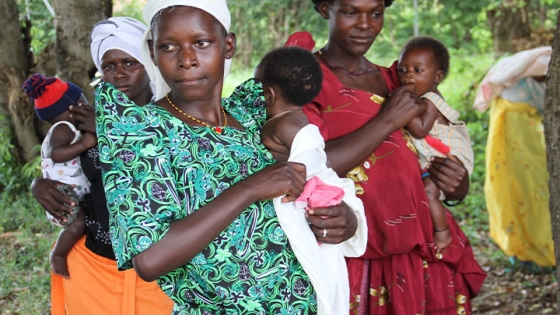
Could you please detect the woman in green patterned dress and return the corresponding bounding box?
[96,1,359,314]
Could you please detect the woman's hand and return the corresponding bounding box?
[30,178,76,224]
[324,85,426,176]
[131,161,308,281]
[243,162,307,202]
[428,156,469,200]
[306,201,358,244]
[81,132,98,149]
[378,85,426,130]
[69,103,96,133]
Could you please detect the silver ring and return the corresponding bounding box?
[322,228,327,238]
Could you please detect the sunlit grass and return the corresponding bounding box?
[0,193,55,315]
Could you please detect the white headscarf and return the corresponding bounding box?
[141,0,232,100]
[90,17,148,73]
[474,46,551,112]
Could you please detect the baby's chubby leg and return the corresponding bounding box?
[50,210,86,279]
[423,175,451,254]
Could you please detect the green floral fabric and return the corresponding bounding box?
[96,79,316,315]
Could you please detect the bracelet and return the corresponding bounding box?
[434,225,449,233]
[444,198,464,207]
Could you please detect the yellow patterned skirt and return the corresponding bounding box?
[485,97,554,266]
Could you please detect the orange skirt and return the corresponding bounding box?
[51,236,174,315]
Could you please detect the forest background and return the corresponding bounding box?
[0,0,558,314]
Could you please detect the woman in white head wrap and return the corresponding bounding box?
[34,16,173,315]
[90,16,154,105]
[141,0,232,100]
[66,17,155,140]
[474,46,554,267]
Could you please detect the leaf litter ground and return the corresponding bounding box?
[471,230,557,315]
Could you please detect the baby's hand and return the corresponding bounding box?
[81,132,98,149]
[70,103,96,133]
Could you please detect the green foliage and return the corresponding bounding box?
[16,0,557,72]
[472,11,495,53]
[0,191,54,234]
[0,178,55,314]
[0,114,42,195]
[438,50,495,239]
[113,0,145,22]
[0,229,55,315]
[229,0,325,66]
[0,120,18,193]
[0,169,56,314]
[373,0,493,63]
[226,0,501,68]
[17,0,55,54]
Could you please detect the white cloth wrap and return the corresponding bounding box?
[90,17,148,73]
[141,0,232,100]
[474,46,551,112]
[273,124,367,315]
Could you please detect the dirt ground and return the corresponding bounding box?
[471,232,557,315]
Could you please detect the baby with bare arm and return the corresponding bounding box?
[23,73,96,278]
[257,46,367,315]
[397,36,474,254]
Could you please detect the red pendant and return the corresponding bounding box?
[215,127,222,134]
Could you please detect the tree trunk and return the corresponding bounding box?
[486,0,532,56]
[542,10,560,315]
[0,0,39,163]
[0,0,112,164]
[51,0,111,101]
[268,0,310,49]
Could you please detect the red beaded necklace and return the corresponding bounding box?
[165,93,227,134]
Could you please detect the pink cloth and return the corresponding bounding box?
[295,176,344,210]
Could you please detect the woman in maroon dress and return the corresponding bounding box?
[286,0,486,314]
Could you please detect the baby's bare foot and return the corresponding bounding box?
[50,250,70,279]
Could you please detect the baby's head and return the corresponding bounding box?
[22,73,86,124]
[397,36,449,96]
[255,46,323,107]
